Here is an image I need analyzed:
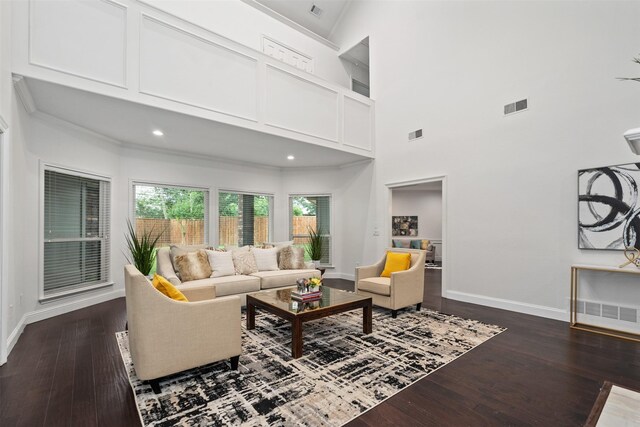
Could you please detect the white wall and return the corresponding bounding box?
[139,0,350,87]
[330,0,640,320]
[280,161,374,280]
[392,189,442,241]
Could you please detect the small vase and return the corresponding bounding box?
[313,260,321,268]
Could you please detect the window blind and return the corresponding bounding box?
[43,169,111,296]
[218,192,272,247]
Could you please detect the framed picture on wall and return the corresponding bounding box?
[578,162,640,250]
[392,216,418,236]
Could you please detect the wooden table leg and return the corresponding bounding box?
[292,318,303,358]
[247,299,255,330]
[363,300,372,334]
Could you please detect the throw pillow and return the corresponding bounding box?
[170,244,207,273]
[233,250,258,275]
[206,250,235,278]
[251,247,279,271]
[421,239,431,250]
[279,245,306,270]
[152,274,188,302]
[410,240,422,249]
[381,252,412,278]
[175,250,212,282]
[392,239,402,248]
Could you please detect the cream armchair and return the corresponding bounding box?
[124,265,241,393]
[355,249,426,318]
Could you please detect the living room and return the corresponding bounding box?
[1,0,640,425]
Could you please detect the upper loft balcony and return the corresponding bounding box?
[11,0,374,168]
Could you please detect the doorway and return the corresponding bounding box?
[387,176,446,310]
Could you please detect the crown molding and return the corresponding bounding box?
[12,75,36,114]
[239,0,339,51]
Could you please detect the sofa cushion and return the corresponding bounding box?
[152,274,188,302]
[169,244,207,273]
[206,250,235,278]
[233,250,258,275]
[410,240,422,249]
[358,277,391,296]
[251,247,279,271]
[175,250,212,282]
[178,275,260,297]
[251,269,319,290]
[279,245,305,270]
[381,252,411,278]
[421,239,431,250]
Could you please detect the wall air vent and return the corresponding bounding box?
[408,129,423,141]
[504,98,528,116]
[309,4,323,17]
[576,299,639,323]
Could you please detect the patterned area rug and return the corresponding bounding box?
[116,308,505,426]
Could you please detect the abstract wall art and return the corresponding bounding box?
[392,216,418,236]
[578,163,640,250]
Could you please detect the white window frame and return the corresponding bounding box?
[217,188,275,247]
[288,193,333,267]
[131,180,211,246]
[39,163,113,302]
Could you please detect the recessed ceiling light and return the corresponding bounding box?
[287,155,295,160]
[152,129,164,136]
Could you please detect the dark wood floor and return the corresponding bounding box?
[1,269,639,426]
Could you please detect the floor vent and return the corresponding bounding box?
[576,300,639,323]
[504,98,528,116]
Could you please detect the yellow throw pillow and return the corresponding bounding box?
[381,252,412,278]
[152,274,188,302]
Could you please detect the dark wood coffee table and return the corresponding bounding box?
[246,287,372,358]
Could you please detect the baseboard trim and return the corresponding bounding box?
[324,272,355,281]
[5,288,125,360]
[445,290,568,322]
[25,288,125,324]
[6,314,27,358]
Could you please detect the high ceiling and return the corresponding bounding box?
[23,77,369,169]
[252,0,350,39]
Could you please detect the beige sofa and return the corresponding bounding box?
[355,248,426,318]
[156,246,320,305]
[124,265,241,394]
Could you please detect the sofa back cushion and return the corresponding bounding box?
[279,245,306,270]
[206,250,236,278]
[174,250,212,282]
[251,247,279,271]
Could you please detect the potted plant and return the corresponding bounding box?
[305,226,323,268]
[124,219,162,277]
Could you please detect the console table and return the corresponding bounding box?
[570,264,640,343]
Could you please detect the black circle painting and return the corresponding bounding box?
[578,163,640,250]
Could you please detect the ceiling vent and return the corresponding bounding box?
[408,129,423,141]
[504,98,528,116]
[309,4,323,17]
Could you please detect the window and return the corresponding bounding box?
[289,195,331,265]
[218,191,273,247]
[43,167,111,299]
[133,183,209,248]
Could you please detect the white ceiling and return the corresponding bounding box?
[24,77,369,169]
[254,0,350,39]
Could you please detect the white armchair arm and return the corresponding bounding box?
[355,256,385,291]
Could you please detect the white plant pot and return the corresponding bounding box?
[313,260,321,269]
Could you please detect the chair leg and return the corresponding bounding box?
[148,379,161,394]
[392,310,398,319]
[416,303,421,311]
[230,355,240,370]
